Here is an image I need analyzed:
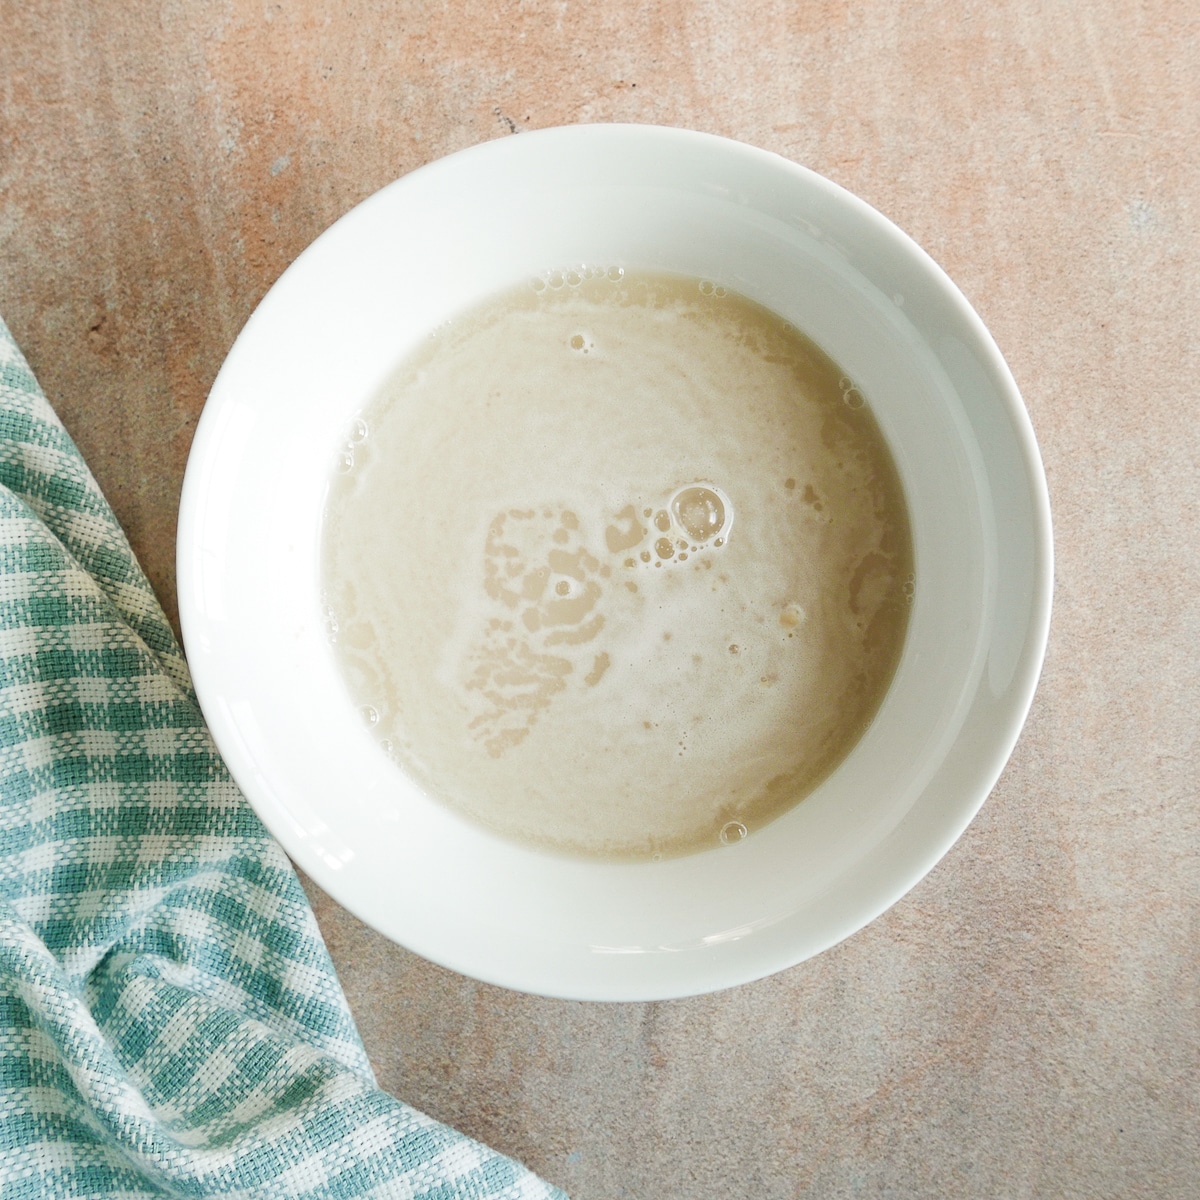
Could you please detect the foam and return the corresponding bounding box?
[322,271,912,860]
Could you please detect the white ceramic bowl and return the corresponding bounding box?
[178,125,1052,1001]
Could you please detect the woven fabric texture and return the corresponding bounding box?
[0,315,565,1200]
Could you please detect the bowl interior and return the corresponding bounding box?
[178,125,1051,1000]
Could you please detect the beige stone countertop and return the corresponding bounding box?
[3,2,1197,1196]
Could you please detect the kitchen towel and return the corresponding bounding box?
[0,314,565,1199]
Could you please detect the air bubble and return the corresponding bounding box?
[350,418,369,443]
[566,269,582,287]
[654,510,671,532]
[839,377,852,391]
[380,738,393,754]
[699,280,714,295]
[651,852,662,862]
[640,550,651,563]
[670,484,730,544]
[531,277,546,292]
[655,537,674,560]
[843,387,865,409]
[714,285,727,297]
[548,271,565,289]
[362,705,379,726]
[555,580,571,596]
[719,821,748,845]
[607,265,624,282]
[336,450,354,473]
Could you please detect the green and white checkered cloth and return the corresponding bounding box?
[0,315,565,1200]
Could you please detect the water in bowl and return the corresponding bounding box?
[322,269,912,860]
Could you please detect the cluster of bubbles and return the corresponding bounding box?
[623,484,733,571]
[335,416,370,475]
[839,377,866,409]
[527,268,736,300]
[530,264,625,292]
[360,704,394,753]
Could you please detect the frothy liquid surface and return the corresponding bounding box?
[323,271,913,860]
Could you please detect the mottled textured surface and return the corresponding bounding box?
[2,2,1197,1197]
